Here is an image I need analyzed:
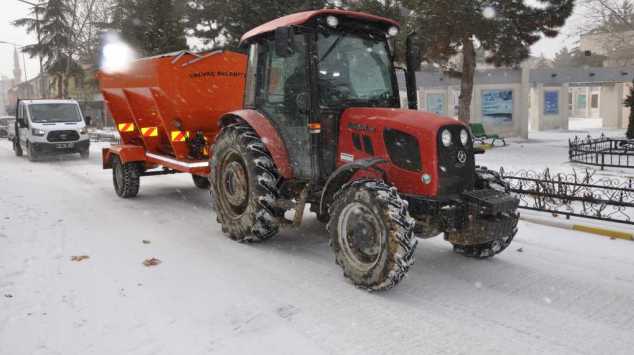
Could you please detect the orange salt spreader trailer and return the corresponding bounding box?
[98,50,247,193]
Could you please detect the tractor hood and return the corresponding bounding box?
[338,107,470,197]
[341,107,466,135]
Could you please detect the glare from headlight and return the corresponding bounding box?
[441,129,452,147]
[460,129,469,146]
[388,26,399,37]
[326,15,339,28]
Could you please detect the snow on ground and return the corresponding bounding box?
[1,132,633,355]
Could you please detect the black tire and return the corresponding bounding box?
[192,174,210,189]
[452,167,518,259]
[210,122,281,243]
[13,138,23,157]
[27,142,38,162]
[328,180,417,291]
[112,155,140,198]
[80,149,90,159]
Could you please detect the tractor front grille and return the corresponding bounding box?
[47,130,79,142]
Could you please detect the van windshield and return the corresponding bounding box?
[29,104,83,123]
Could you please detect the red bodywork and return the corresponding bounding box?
[99,50,248,175]
[240,9,399,43]
[338,108,466,197]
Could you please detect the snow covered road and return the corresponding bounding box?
[1,139,633,355]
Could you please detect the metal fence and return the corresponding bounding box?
[569,134,634,170]
[501,168,634,225]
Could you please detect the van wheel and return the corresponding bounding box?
[80,149,90,159]
[192,174,210,189]
[328,180,417,291]
[13,138,22,157]
[27,143,38,162]
[112,155,140,198]
[210,122,282,243]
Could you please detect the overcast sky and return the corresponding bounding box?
[0,1,585,80]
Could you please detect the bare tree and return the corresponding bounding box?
[578,0,634,66]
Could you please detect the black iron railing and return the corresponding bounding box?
[501,168,634,225]
[569,134,634,170]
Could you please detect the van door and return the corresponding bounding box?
[17,102,29,146]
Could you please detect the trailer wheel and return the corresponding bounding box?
[210,123,281,242]
[112,155,140,198]
[13,137,22,157]
[328,180,417,291]
[192,174,210,189]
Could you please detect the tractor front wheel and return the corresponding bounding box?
[328,180,417,291]
[210,123,281,243]
[112,155,140,198]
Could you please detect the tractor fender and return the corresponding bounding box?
[219,110,293,179]
[319,157,388,216]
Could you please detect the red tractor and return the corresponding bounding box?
[100,9,519,291]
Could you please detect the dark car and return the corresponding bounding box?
[0,116,14,139]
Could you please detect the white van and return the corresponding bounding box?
[12,99,91,161]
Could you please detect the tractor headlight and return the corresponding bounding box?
[31,128,45,137]
[441,129,452,147]
[460,128,469,146]
[326,15,339,28]
[421,173,432,185]
[388,26,399,37]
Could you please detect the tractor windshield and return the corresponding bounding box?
[317,31,396,107]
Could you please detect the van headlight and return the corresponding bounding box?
[460,129,469,146]
[80,127,88,135]
[31,128,45,136]
[441,129,452,147]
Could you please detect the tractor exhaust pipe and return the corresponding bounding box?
[405,32,421,110]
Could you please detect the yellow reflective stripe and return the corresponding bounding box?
[117,123,135,132]
[170,131,189,142]
[141,127,158,137]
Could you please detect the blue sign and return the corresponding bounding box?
[544,91,559,115]
[481,89,513,125]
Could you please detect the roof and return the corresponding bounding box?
[21,99,80,105]
[240,9,399,43]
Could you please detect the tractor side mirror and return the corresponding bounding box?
[275,27,294,57]
[406,42,422,72]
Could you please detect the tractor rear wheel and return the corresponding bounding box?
[328,180,417,291]
[112,155,140,198]
[192,174,210,189]
[210,122,281,243]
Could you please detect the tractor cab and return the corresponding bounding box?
[239,9,403,182]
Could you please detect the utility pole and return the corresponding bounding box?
[16,0,47,98]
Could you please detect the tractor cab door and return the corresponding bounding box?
[252,33,313,180]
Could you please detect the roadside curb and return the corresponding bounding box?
[519,215,634,241]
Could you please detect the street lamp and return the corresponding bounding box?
[15,0,48,98]
[0,40,29,81]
